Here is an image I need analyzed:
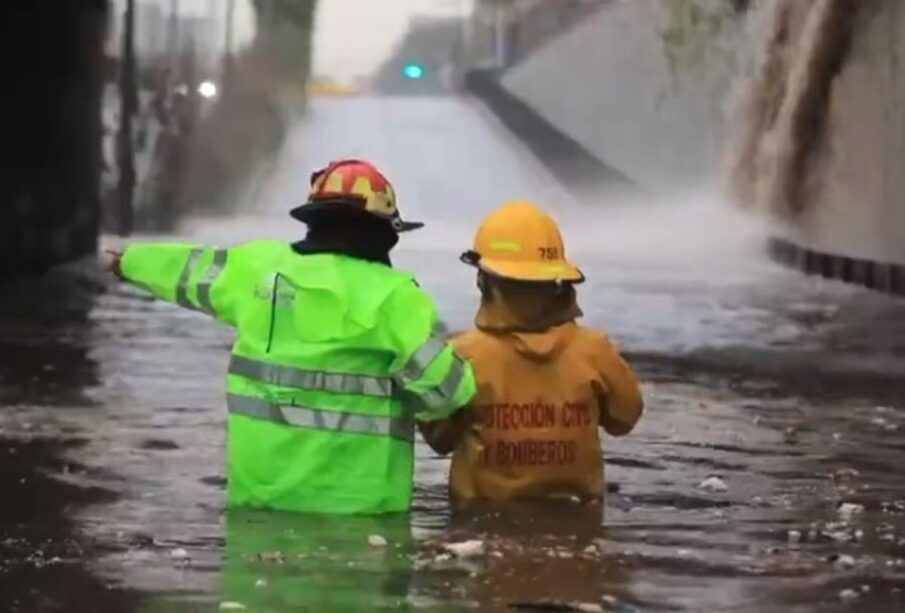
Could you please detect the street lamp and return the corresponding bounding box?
[198,80,218,98]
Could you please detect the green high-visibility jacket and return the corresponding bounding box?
[121,240,476,514]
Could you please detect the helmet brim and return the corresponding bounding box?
[290,201,424,233]
[463,253,585,283]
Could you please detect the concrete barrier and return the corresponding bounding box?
[465,69,632,195]
[499,0,760,193]
[475,0,905,294]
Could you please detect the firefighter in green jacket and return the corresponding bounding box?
[109,159,476,515]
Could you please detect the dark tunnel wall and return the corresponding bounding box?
[1,2,108,278]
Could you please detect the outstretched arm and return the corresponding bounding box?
[113,243,237,326]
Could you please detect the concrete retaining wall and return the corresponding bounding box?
[493,0,905,287]
[1,1,108,278]
[501,0,762,191]
[465,69,631,193]
[775,1,905,266]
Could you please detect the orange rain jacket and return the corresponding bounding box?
[420,283,643,502]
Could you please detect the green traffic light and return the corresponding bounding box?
[402,63,425,80]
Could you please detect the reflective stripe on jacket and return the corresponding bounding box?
[121,240,475,514]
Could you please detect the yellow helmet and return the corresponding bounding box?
[462,201,584,283]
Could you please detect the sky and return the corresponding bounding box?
[312,0,474,80]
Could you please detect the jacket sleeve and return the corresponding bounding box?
[417,334,473,453]
[389,284,476,422]
[120,242,236,326]
[592,333,644,436]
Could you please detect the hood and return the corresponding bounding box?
[277,253,412,342]
[475,281,582,361]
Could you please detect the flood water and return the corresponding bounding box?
[2,97,905,612]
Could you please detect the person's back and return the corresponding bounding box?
[217,243,443,513]
[114,160,476,514]
[421,201,643,503]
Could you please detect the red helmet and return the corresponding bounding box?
[290,159,423,232]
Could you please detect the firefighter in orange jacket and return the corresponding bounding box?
[420,201,644,502]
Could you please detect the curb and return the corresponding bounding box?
[767,237,905,297]
[464,69,633,194]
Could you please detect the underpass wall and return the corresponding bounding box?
[0,1,108,278]
[500,0,761,192]
[741,1,905,267]
[493,0,905,290]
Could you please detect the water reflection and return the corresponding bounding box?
[220,510,415,612]
[0,280,142,612]
[135,502,640,612]
[442,501,637,612]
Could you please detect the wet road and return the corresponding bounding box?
[2,96,905,612]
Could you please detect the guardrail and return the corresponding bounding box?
[768,237,905,297]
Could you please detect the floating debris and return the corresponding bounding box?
[839,589,859,603]
[170,548,190,562]
[698,476,728,493]
[367,535,388,548]
[219,603,246,610]
[828,553,856,570]
[838,503,865,521]
[257,551,285,564]
[782,427,800,445]
[832,468,860,483]
[255,579,267,589]
[824,530,852,543]
[444,540,485,558]
[788,530,802,544]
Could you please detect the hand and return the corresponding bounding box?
[103,250,124,279]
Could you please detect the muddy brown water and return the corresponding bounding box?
[2,98,905,612]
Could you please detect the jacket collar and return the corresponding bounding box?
[475,283,582,333]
